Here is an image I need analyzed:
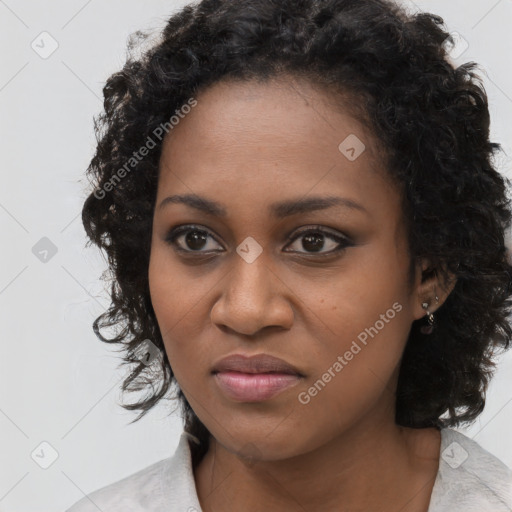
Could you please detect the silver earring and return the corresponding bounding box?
[421,302,435,334]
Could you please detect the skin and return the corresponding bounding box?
[148,75,455,512]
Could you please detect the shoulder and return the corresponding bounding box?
[65,457,171,512]
[429,428,512,512]
[65,431,202,512]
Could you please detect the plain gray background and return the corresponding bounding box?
[0,1,511,511]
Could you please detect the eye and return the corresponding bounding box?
[283,226,353,256]
[165,225,224,253]
[165,224,353,257]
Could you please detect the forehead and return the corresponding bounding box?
[157,76,396,217]
[161,75,381,162]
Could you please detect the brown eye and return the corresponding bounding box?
[284,227,353,256]
[166,225,224,253]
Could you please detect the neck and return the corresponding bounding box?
[194,419,441,512]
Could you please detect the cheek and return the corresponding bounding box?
[148,245,209,327]
[292,252,413,411]
[148,247,214,378]
[289,302,411,448]
[299,246,411,344]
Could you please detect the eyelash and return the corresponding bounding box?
[165,224,353,258]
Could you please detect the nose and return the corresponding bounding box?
[210,254,295,336]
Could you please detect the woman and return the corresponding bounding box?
[67,0,512,510]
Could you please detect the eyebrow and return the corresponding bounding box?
[157,193,368,218]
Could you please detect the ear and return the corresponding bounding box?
[411,258,457,321]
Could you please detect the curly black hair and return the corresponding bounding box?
[82,0,512,465]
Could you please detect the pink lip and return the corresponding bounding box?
[213,371,302,402]
[211,353,303,375]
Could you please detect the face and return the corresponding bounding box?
[148,75,429,461]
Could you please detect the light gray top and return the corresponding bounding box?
[66,427,512,512]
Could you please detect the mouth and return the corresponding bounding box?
[211,353,304,376]
[213,371,303,402]
[211,353,304,402]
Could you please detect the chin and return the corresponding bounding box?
[208,420,317,463]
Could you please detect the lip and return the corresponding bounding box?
[211,353,304,402]
[211,353,303,376]
[214,372,302,402]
